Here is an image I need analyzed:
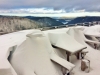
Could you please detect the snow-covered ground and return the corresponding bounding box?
[0,25,100,75]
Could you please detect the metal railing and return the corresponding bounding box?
[0,21,100,35]
[38,21,100,31]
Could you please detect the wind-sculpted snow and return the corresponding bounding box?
[0,25,100,75]
[83,25,100,37]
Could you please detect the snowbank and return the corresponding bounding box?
[83,25,100,37]
[0,25,100,75]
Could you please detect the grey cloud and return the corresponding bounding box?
[0,0,100,12]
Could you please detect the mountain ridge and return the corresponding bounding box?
[67,16,100,24]
[0,16,64,34]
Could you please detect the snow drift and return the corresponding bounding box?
[0,25,100,75]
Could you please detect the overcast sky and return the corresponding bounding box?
[0,0,100,17]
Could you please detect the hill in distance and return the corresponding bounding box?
[0,16,43,33]
[24,16,64,26]
[0,16,64,34]
[67,16,100,24]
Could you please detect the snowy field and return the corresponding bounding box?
[0,25,100,75]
